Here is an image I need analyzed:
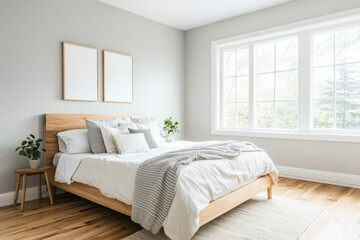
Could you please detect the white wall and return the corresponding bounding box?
[184,0,360,175]
[0,0,185,194]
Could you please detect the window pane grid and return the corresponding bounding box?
[223,47,250,128]
[312,27,360,130]
[255,37,299,130]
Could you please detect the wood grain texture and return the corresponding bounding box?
[199,174,272,226]
[0,193,141,239]
[15,167,51,175]
[44,114,148,166]
[14,167,54,212]
[44,170,54,205]
[20,175,27,212]
[14,174,21,206]
[1,178,359,239]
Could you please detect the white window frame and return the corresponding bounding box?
[212,8,360,142]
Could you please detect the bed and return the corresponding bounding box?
[44,114,277,240]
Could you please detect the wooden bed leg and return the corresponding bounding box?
[267,185,272,199]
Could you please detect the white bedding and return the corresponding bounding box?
[54,140,278,240]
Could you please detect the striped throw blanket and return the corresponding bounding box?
[131,141,262,234]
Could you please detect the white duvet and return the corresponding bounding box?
[55,141,278,240]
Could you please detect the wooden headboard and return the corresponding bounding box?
[44,114,147,166]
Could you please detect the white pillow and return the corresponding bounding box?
[112,133,150,154]
[100,123,137,153]
[137,124,165,145]
[57,129,91,153]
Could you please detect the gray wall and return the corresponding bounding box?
[0,0,184,193]
[1,0,360,195]
[184,0,360,175]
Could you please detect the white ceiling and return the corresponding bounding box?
[99,0,291,31]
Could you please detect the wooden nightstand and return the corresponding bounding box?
[14,166,54,211]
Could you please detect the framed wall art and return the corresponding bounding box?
[63,42,98,101]
[103,50,133,103]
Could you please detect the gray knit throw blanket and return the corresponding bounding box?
[131,141,261,234]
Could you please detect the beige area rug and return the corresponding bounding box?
[124,193,324,240]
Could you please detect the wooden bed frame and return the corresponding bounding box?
[44,114,274,228]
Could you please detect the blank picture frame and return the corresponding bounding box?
[103,50,133,103]
[63,42,98,101]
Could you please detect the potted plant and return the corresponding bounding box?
[163,117,180,142]
[15,134,46,169]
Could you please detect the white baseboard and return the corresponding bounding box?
[276,165,360,189]
[0,185,49,208]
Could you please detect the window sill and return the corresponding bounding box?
[212,128,360,143]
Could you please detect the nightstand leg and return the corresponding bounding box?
[51,186,56,199]
[38,174,42,200]
[14,173,21,206]
[44,170,53,205]
[20,174,27,212]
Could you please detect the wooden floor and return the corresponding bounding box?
[0,177,359,240]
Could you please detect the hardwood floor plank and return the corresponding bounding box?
[0,178,358,239]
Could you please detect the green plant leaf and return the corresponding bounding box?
[30,134,35,139]
[21,140,27,146]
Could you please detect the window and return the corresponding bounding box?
[311,27,360,130]
[213,13,360,142]
[255,37,299,130]
[223,47,249,128]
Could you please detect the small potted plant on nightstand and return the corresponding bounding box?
[15,134,46,169]
[163,117,180,142]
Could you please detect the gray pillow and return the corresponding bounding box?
[85,118,119,153]
[128,128,158,149]
[131,117,158,126]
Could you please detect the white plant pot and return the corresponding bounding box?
[29,159,40,169]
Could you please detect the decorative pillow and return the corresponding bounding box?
[112,133,150,154]
[57,129,91,153]
[137,124,164,145]
[128,128,158,149]
[100,123,137,153]
[85,118,119,154]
